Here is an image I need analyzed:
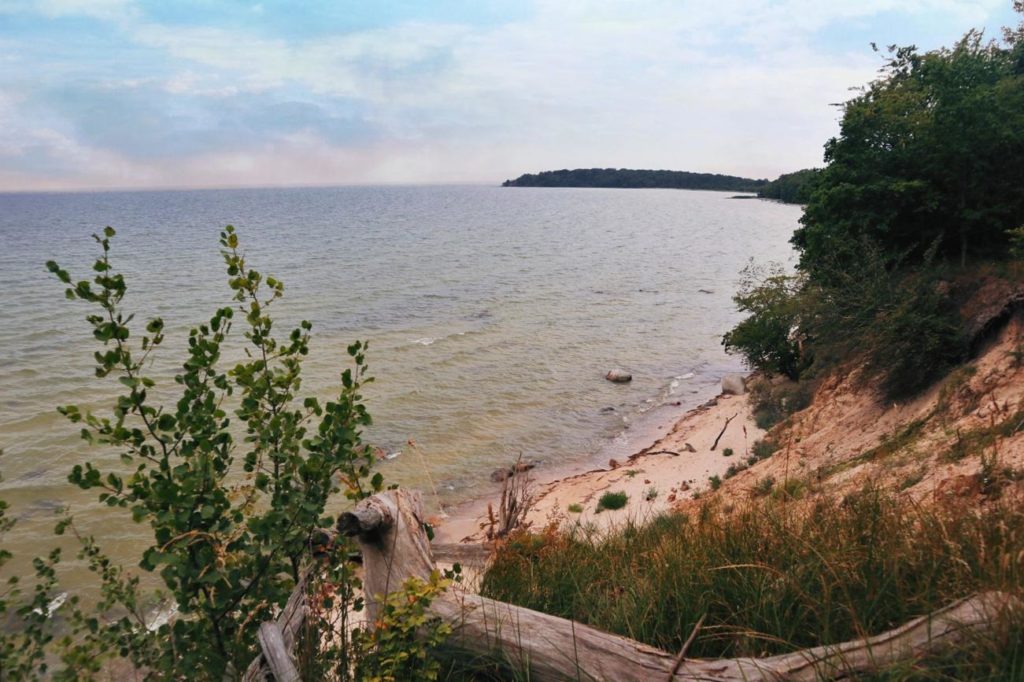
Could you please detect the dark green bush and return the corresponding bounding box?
[750,378,816,430]
[722,262,805,380]
[868,273,967,401]
[596,491,629,512]
[751,439,778,461]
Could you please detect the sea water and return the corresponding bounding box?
[0,185,799,590]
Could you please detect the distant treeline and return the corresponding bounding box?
[756,168,821,204]
[502,168,768,192]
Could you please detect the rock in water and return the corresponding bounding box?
[721,374,747,395]
[606,369,633,383]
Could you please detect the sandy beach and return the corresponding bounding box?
[436,387,763,544]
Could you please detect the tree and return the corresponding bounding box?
[794,23,1024,275]
[722,262,804,380]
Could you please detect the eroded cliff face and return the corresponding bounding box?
[707,283,1024,507]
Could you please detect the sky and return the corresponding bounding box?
[0,0,1019,191]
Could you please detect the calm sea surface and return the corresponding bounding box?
[0,185,799,589]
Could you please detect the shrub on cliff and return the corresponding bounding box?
[721,262,805,380]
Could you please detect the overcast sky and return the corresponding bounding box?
[0,0,1018,191]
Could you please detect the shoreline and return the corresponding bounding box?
[435,382,763,544]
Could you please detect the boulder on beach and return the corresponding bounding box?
[605,369,633,383]
[722,374,747,395]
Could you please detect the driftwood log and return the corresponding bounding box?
[337,489,1018,682]
[241,572,310,682]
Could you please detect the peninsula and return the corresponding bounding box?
[502,167,768,192]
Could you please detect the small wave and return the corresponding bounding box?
[411,330,472,347]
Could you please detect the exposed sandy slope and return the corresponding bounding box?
[698,311,1024,508]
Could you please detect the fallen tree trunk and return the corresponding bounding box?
[242,572,310,682]
[431,589,1015,681]
[331,489,1018,681]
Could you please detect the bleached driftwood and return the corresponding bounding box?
[241,572,310,682]
[336,488,435,624]
[340,489,1019,682]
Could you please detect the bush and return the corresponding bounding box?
[749,378,816,430]
[596,491,629,512]
[722,262,805,380]
[41,227,387,677]
[867,271,966,400]
[751,439,778,461]
[724,463,747,479]
[752,476,775,497]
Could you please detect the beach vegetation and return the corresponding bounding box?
[750,378,816,430]
[752,476,775,497]
[771,478,808,501]
[567,503,584,514]
[708,475,722,491]
[480,486,1024,677]
[723,463,746,479]
[751,439,778,461]
[595,491,629,512]
[349,573,452,682]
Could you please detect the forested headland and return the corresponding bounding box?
[502,167,768,192]
[756,168,821,204]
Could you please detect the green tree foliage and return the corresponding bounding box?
[43,226,384,676]
[726,10,1023,400]
[757,169,821,204]
[794,27,1024,272]
[722,263,804,380]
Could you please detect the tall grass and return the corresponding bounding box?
[480,486,1024,678]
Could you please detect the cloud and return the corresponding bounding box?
[0,0,1018,189]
